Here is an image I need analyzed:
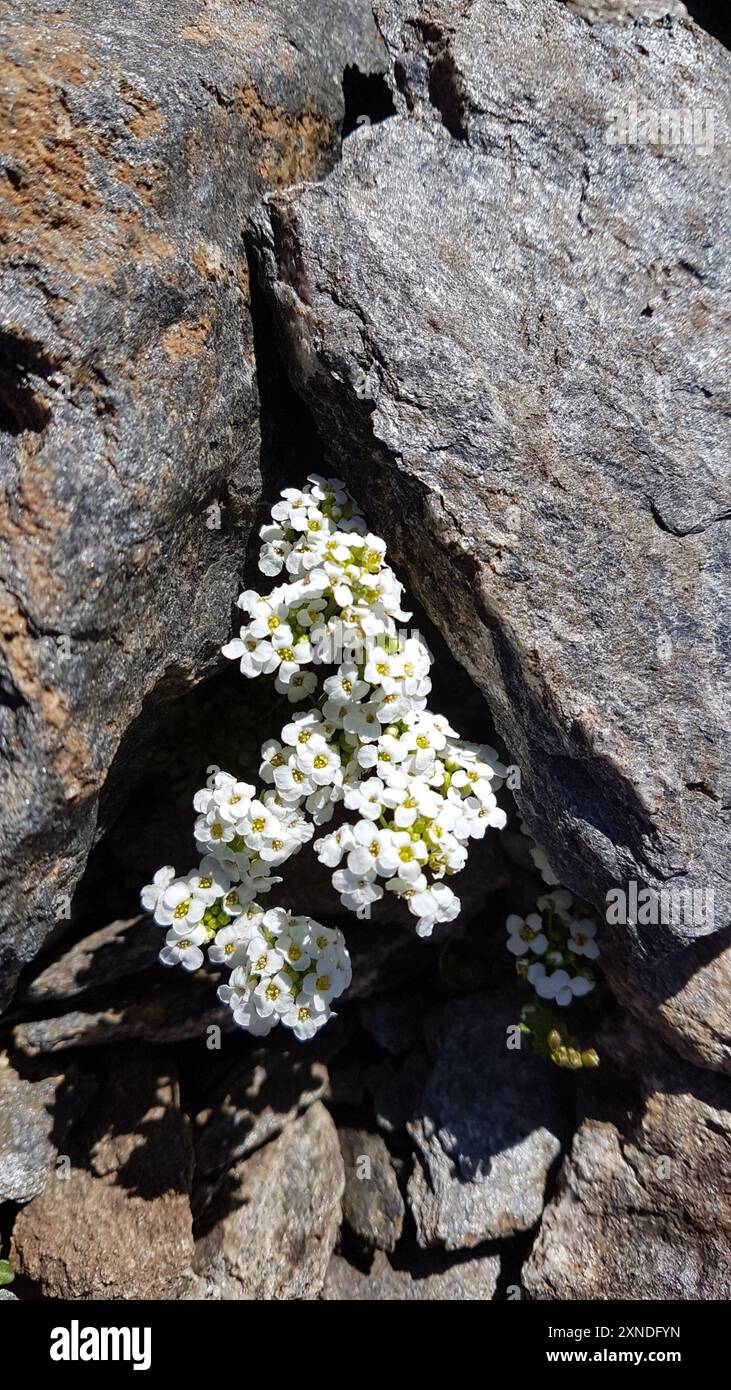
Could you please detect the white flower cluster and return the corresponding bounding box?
[141,836,350,1040]
[506,887,599,1007]
[223,475,507,937]
[142,475,507,1039]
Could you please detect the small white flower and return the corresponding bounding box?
[506,912,548,957]
[155,878,206,931]
[276,669,318,702]
[332,866,384,914]
[208,921,251,968]
[160,924,208,972]
[527,963,594,1007]
[568,920,600,960]
[141,865,175,915]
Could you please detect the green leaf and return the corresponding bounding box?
[0,1260,14,1287]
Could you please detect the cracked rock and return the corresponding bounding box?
[0,0,387,1013]
[249,0,731,1060]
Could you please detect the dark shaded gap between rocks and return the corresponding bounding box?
[0,330,54,435]
[341,64,397,139]
[684,2,731,50]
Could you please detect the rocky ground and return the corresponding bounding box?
[1,0,729,1300]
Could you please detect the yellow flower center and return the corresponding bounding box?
[315,975,330,992]
[174,901,190,919]
[252,817,266,832]
[313,754,328,769]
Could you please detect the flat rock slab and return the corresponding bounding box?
[321,1249,501,1300]
[11,1051,194,1299]
[194,1101,344,1300]
[406,994,565,1248]
[0,0,386,1012]
[523,1017,731,1299]
[12,967,238,1054]
[21,915,157,1005]
[250,0,731,1057]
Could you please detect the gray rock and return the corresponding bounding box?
[405,995,564,1248]
[365,1048,431,1135]
[523,1017,731,1299]
[12,968,237,1053]
[249,0,731,1058]
[321,1249,501,1300]
[0,1289,18,1300]
[22,915,157,1004]
[0,1056,92,1203]
[0,1062,59,1203]
[339,1127,405,1251]
[612,927,731,1074]
[11,1051,194,1299]
[194,1045,329,1176]
[194,1101,344,1300]
[0,0,387,1013]
[358,988,426,1056]
[558,0,687,22]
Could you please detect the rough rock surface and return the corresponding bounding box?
[250,0,731,1058]
[559,0,687,22]
[12,967,237,1053]
[194,1043,329,1176]
[0,0,386,1011]
[339,1127,405,1251]
[11,1052,194,1299]
[0,1057,72,1203]
[321,1249,501,1300]
[194,1101,344,1300]
[406,995,564,1248]
[523,1018,731,1299]
[615,927,731,1074]
[21,914,157,1004]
